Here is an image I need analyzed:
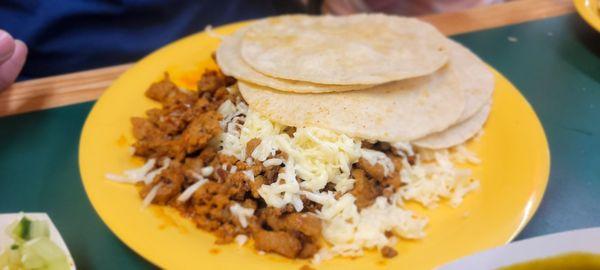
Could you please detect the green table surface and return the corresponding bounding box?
[1,14,599,269]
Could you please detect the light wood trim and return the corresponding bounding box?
[0,0,574,117]
[0,64,132,117]
[420,0,574,35]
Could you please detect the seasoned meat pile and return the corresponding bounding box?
[131,69,409,260]
[132,71,323,259]
[132,72,228,160]
[352,142,405,210]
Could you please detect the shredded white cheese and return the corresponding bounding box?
[142,183,163,208]
[177,178,208,203]
[217,100,237,124]
[277,127,361,192]
[242,110,284,161]
[106,158,156,183]
[219,100,249,160]
[221,107,361,211]
[392,141,414,157]
[305,192,426,257]
[262,158,283,167]
[400,149,479,208]
[245,158,254,165]
[106,158,171,185]
[220,106,283,161]
[360,148,395,177]
[229,203,254,228]
[451,145,481,164]
[214,103,482,260]
[200,166,214,177]
[189,171,203,181]
[258,159,303,211]
[312,248,334,265]
[143,158,171,184]
[235,234,248,246]
[242,170,254,182]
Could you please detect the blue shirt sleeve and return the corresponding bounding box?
[0,0,303,79]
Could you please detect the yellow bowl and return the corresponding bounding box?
[574,0,600,31]
[79,21,550,270]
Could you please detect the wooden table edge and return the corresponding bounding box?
[0,0,575,117]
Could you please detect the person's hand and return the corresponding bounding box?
[0,30,27,91]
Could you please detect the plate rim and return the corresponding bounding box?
[574,0,600,32]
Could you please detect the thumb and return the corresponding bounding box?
[0,39,27,91]
[0,30,16,63]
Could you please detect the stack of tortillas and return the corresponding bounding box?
[216,14,494,149]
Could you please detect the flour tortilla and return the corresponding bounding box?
[447,39,495,122]
[241,14,449,85]
[216,27,373,93]
[413,102,491,149]
[239,66,465,142]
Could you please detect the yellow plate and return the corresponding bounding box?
[79,21,550,270]
[574,0,600,31]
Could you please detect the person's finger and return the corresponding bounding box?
[0,40,28,91]
[0,30,16,63]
